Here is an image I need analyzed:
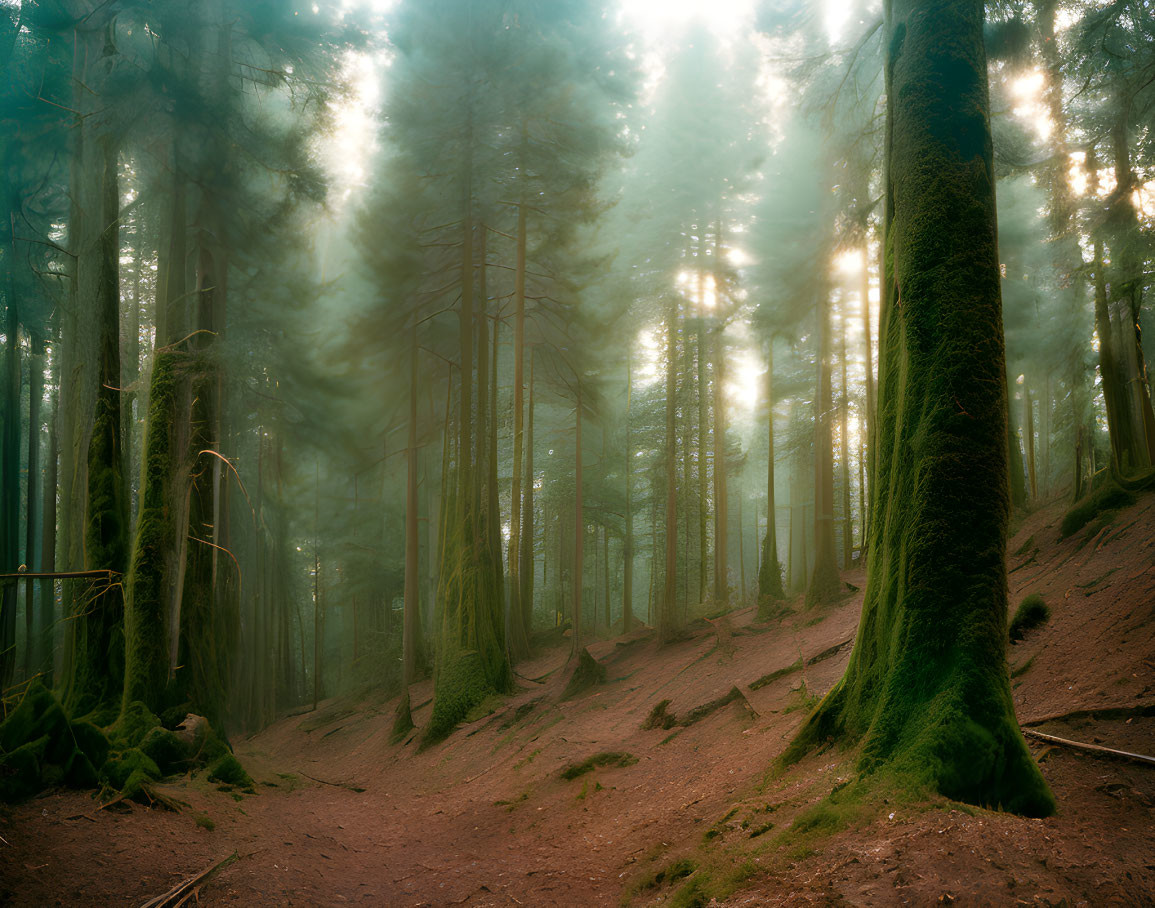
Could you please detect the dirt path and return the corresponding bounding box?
[2,495,1153,906]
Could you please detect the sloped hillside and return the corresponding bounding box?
[1,493,1152,906]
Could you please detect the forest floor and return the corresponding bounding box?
[2,492,1154,907]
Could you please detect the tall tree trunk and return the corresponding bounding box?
[660,302,679,643]
[807,289,840,607]
[508,198,527,643]
[1025,384,1037,500]
[622,351,634,631]
[39,390,58,684]
[24,335,43,680]
[1105,103,1155,471]
[0,262,19,688]
[572,384,584,652]
[696,323,709,604]
[787,0,1054,816]
[518,353,535,642]
[758,338,785,611]
[712,323,729,605]
[839,309,852,567]
[67,132,127,718]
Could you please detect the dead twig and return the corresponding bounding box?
[1023,729,1155,768]
[139,851,238,908]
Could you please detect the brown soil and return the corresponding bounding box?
[2,493,1153,906]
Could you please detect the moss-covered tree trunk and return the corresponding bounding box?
[66,135,128,720]
[786,0,1054,817]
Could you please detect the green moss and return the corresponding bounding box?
[636,858,695,892]
[207,752,252,788]
[559,751,637,780]
[561,647,606,700]
[0,736,50,802]
[1008,595,1049,643]
[1010,656,1034,679]
[1060,481,1136,538]
[642,700,676,730]
[0,681,111,803]
[782,1,1055,820]
[66,379,129,717]
[102,747,160,799]
[113,700,161,748]
[139,727,187,774]
[749,659,803,691]
[195,814,215,831]
[69,720,110,769]
[124,352,179,713]
[426,650,491,743]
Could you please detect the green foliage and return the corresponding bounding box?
[1060,481,1136,538]
[559,751,637,780]
[1008,595,1049,643]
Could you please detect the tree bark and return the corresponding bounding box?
[787,0,1054,816]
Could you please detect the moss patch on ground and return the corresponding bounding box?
[559,751,637,780]
[1008,595,1049,643]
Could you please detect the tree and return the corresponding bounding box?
[785,0,1055,816]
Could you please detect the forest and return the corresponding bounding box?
[1,0,1154,904]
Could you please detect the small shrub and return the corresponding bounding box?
[1009,594,1049,643]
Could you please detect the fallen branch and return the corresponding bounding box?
[298,770,366,792]
[139,851,238,908]
[1023,729,1155,768]
[1020,703,1155,727]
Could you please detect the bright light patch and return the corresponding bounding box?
[617,0,755,39]
[833,248,863,276]
[725,346,763,412]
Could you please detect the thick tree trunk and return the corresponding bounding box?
[787,0,1054,816]
[67,133,127,718]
